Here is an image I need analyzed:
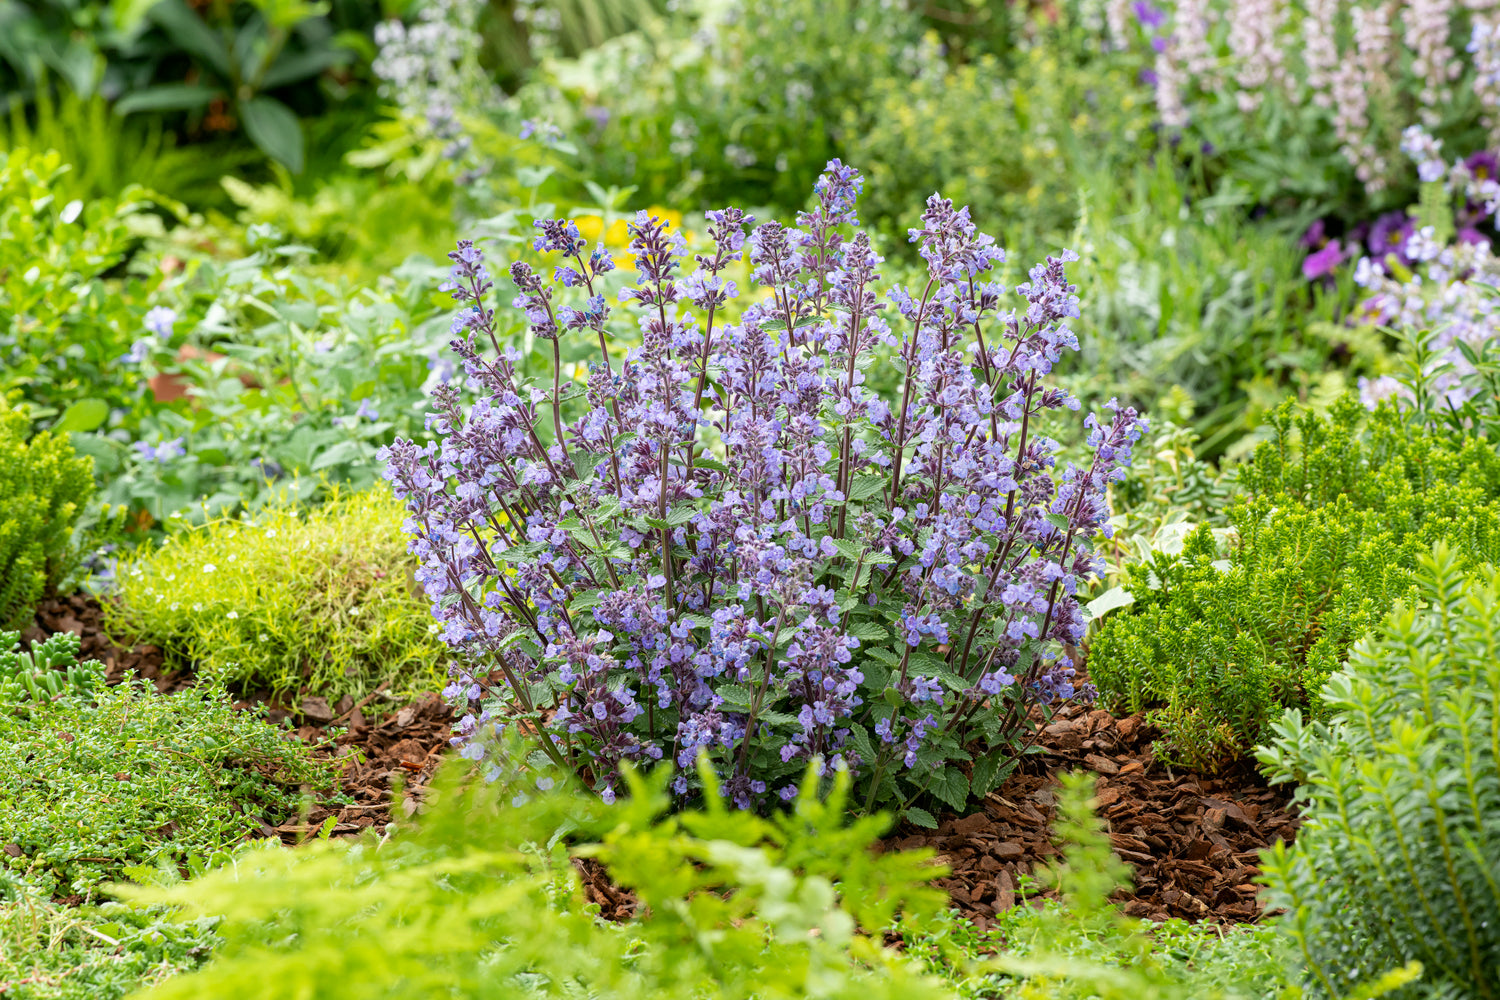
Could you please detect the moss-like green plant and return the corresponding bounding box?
[1258,542,1500,1000]
[0,650,334,896]
[0,395,95,627]
[111,487,446,703]
[1088,396,1500,769]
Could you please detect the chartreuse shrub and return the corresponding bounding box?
[1087,394,1500,770]
[384,162,1147,820]
[0,395,95,627]
[0,644,333,897]
[111,488,445,703]
[1258,543,1500,1000]
[121,756,954,1000]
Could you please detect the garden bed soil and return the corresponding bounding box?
[28,593,1297,925]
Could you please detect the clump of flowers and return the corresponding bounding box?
[1352,126,1500,410]
[382,162,1145,822]
[1135,1,1495,194]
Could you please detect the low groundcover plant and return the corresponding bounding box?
[382,161,1145,822]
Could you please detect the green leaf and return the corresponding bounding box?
[716,684,755,710]
[1045,512,1071,532]
[149,0,231,78]
[903,806,938,829]
[309,439,363,471]
[848,476,887,501]
[260,47,345,90]
[929,767,970,811]
[53,398,109,433]
[113,0,164,35]
[970,754,1013,798]
[239,96,304,173]
[1085,586,1135,622]
[847,621,890,642]
[114,83,220,115]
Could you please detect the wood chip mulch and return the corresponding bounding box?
[889,702,1300,930]
[27,594,1298,926]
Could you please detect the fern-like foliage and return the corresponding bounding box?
[1257,542,1500,1000]
[1088,395,1500,769]
[121,753,954,1000]
[0,396,94,627]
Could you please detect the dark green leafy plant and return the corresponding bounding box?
[0,395,95,627]
[1258,542,1500,1000]
[1088,395,1500,769]
[0,652,335,896]
[113,0,360,173]
[121,755,954,1000]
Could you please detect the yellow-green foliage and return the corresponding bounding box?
[0,396,94,627]
[111,488,445,702]
[121,758,955,1000]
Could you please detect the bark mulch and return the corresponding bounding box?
[26,594,1297,926]
[889,701,1300,932]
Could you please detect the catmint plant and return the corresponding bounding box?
[382,162,1144,823]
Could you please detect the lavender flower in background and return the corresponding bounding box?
[382,162,1144,820]
[133,437,185,464]
[1473,16,1500,145]
[1353,141,1500,411]
[1401,124,1447,183]
[143,306,177,338]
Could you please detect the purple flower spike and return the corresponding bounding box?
[383,163,1142,816]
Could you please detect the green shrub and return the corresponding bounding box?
[111,488,446,703]
[0,147,174,426]
[1087,395,1500,769]
[0,647,334,896]
[0,396,94,627]
[0,877,218,1000]
[122,756,955,1000]
[847,41,1153,255]
[1257,543,1500,1000]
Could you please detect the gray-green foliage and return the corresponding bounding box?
[1087,396,1500,770]
[1258,542,1500,1000]
[122,754,954,1000]
[0,876,219,1000]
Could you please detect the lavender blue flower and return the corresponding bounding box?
[382,162,1144,815]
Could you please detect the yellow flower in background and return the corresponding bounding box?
[575,215,630,247]
[574,206,686,249]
